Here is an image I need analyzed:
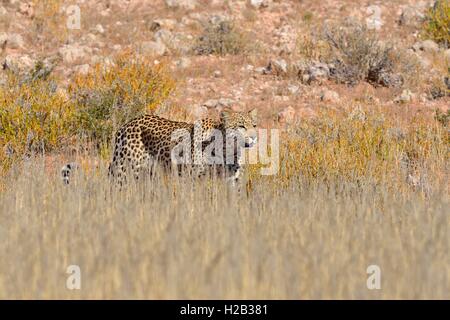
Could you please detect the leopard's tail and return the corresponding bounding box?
[60,162,79,185]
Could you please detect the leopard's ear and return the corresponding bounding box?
[248,108,257,122]
[220,108,233,122]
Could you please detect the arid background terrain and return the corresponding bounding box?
[0,0,449,299]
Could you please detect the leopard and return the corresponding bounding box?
[62,108,258,186]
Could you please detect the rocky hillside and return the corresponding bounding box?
[0,0,449,129]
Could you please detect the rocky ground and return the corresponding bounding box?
[1,0,449,127]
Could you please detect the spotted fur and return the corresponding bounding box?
[107,108,258,185]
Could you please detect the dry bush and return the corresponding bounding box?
[0,53,175,178]
[249,107,448,194]
[323,23,403,87]
[69,52,175,147]
[194,20,249,56]
[423,0,450,48]
[0,62,75,176]
[30,0,70,50]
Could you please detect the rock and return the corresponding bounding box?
[100,9,110,17]
[202,99,220,108]
[250,0,270,8]
[18,2,34,18]
[243,64,254,72]
[278,106,296,124]
[398,5,426,26]
[0,6,7,16]
[150,19,178,31]
[366,5,384,30]
[413,40,439,53]
[296,60,330,84]
[174,57,191,68]
[255,66,268,74]
[394,89,415,103]
[165,0,197,10]
[268,59,288,75]
[73,64,90,75]
[141,41,166,56]
[202,98,235,109]
[320,89,340,102]
[287,84,300,95]
[3,54,35,72]
[217,98,235,108]
[6,33,25,49]
[94,24,105,34]
[213,70,222,78]
[273,23,296,54]
[154,29,173,44]
[58,44,88,64]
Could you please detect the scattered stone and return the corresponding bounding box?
[242,64,254,72]
[255,66,268,75]
[213,70,222,78]
[94,24,105,34]
[366,5,383,30]
[154,29,173,44]
[100,9,110,17]
[140,41,166,56]
[398,5,426,27]
[278,106,296,124]
[85,33,97,43]
[3,54,35,72]
[320,89,340,102]
[444,49,450,60]
[165,0,197,10]
[296,60,330,84]
[5,33,25,49]
[287,84,300,95]
[394,89,414,103]
[267,59,288,75]
[250,0,270,8]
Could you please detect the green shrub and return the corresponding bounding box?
[69,52,175,146]
[194,20,248,55]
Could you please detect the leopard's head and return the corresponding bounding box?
[220,108,258,148]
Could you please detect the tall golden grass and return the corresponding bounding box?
[0,133,448,299]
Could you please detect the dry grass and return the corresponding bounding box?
[0,135,448,299]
